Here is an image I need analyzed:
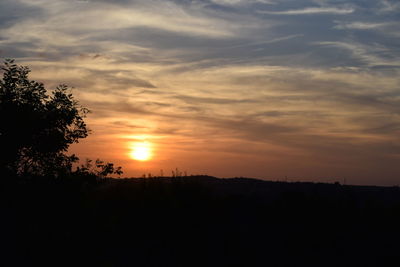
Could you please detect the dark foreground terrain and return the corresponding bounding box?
[1,175,400,267]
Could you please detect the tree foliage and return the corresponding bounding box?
[75,159,123,178]
[0,59,89,176]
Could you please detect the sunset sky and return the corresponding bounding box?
[1,0,399,185]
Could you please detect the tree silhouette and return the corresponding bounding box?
[0,59,89,176]
[74,158,123,178]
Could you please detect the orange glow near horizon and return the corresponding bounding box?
[129,141,153,161]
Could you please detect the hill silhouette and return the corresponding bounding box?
[2,175,400,266]
[2,60,399,266]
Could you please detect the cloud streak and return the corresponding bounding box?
[334,21,394,30]
[258,7,354,15]
[1,0,400,184]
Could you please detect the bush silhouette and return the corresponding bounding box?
[0,59,89,176]
[75,158,123,178]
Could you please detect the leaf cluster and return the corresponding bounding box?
[75,158,123,178]
[0,59,89,176]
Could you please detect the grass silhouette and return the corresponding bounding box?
[1,175,400,266]
[2,60,399,266]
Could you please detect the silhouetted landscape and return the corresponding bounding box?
[1,0,400,265]
[2,175,400,266]
[2,0,400,265]
[2,55,400,266]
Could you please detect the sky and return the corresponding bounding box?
[1,0,399,185]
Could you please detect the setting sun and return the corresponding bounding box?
[129,141,152,161]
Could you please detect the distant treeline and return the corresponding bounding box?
[1,175,400,267]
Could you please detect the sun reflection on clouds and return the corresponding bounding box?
[4,0,400,184]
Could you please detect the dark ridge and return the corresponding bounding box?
[1,175,400,267]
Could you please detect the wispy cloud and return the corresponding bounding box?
[2,0,400,183]
[226,34,303,49]
[378,0,400,13]
[334,21,394,30]
[211,0,275,6]
[258,7,354,15]
[315,41,400,68]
